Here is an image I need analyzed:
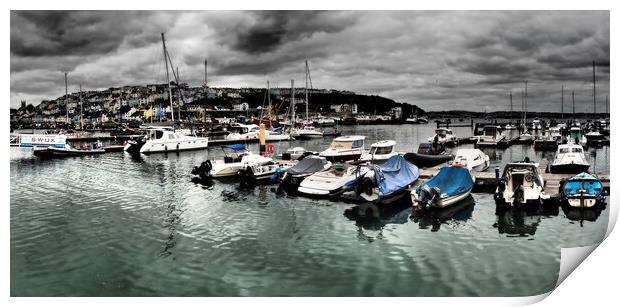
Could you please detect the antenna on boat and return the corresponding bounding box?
[161,33,175,125]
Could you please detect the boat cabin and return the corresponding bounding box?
[329,135,366,150]
[368,140,396,155]
[417,142,445,155]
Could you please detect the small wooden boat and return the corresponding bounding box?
[33,144,105,158]
[411,165,474,212]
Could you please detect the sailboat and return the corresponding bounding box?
[518,82,535,142]
[291,60,323,139]
[134,33,209,154]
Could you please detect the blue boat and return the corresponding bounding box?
[561,172,604,208]
[411,166,474,211]
[356,155,419,204]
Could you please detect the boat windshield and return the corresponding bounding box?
[559,148,570,153]
[572,148,583,153]
[370,146,393,155]
[148,130,164,140]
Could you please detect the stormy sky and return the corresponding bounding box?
[10,10,610,112]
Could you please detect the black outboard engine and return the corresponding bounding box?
[414,185,441,211]
[191,160,212,180]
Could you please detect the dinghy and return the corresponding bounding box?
[561,172,604,208]
[33,143,105,158]
[411,165,474,212]
[451,148,490,172]
[354,155,420,205]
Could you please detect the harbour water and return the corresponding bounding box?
[10,123,609,296]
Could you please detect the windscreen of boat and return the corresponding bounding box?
[370,146,393,155]
[483,128,497,136]
[330,141,353,150]
[563,179,602,196]
[287,157,325,175]
[572,148,583,153]
[559,148,570,153]
[149,130,164,140]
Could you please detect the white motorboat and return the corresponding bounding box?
[359,140,398,164]
[291,124,323,139]
[504,124,517,130]
[549,143,589,174]
[494,161,546,207]
[518,131,536,142]
[476,125,506,147]
[451,148,490,172]
[427,128,457,145]
[568,127,587,145]
[277,155,333,192]
[297,164,371,197]
[320,135,366,163]
[238,160,298,185]
[139,127,209,153]
[281,147,316,160]
[225,124,259,141]
[405,116,419,124]
[315,116,336,127]
[531,119,542,130]
[192,146,273,179]
[585,130,605,142]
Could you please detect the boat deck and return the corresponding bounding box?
[418,159,610,198]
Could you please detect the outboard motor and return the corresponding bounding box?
[191,160,212,180]
[415,185,441,210]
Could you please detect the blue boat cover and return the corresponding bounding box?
[374,155,419,195]
[226,144,246,150]
[419,166,474,197]
[563,172,602,197]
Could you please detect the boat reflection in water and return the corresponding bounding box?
[493,203,558,237]
[561,202,606,227]
[410,195,475,232]
[343,201,411,231]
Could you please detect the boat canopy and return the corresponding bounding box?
[563,172,602,197]
[374,155,419,195]
[419,166,474,197]
[226,144,246,150]
[287,157,326,175]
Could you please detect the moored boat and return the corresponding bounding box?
[319,135,366,163]
[549,143,589,174]
[139,127,209,153]
[354,155,420,205]
[33,143,105,158]
[561,172,604,208]
[494,160,546,207]
[297,163,371,198]
[411,165,474,212]
[277,155,332,193]
[451,148,490,172]
[191,144,272,179]
[358,140,398,164]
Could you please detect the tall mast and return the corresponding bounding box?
[204,58,208,89]
[561,85,564,119]
[593,60,596,114]
[79,84,83,131]
[305,60,309,122]
[267,80,271,118]
[606,95,609,114]
[161,33,174,123]
[65,72,69,125]
[509,92,513,114]
[524,80,528,125]
[291,80,295,126]
[177,66,181,121]
[572,91,575,119]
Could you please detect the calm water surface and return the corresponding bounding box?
[10,124,609,296]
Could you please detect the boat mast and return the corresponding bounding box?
[161,33,174,123]
[561,85,564,119]
[65,72,69,126]
[177,66,181,121]
[305,60,309,123]
[267,80,271,119]
[291,80,295,127]
[592,60,596,115]
[509,92,513,115]
[524,80,528,126]
[572,91,575,120]
[79,84,83,131]
[204,58,208,89]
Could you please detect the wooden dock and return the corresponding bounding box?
[418,159,610,198]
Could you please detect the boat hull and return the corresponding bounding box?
[139,139,209,153]
[412,188,472,209]
[33,147,106,158]
[548,163,590,174]
[321,153,363,163]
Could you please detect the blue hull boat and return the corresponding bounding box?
[411,166,475,211]
[561,172,604,208]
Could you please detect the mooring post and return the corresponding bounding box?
[495,166,500,179]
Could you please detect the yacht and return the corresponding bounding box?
[494,161,546,207]
[549,143,589,174]
[314,116,336,127]
[451,148,490,172]
[359,140,399,164]
[291,124,323,139]
[320,135,366,163]
[568,127,587,145]
[476,125,506,147]
[405,116,419,124]
[138,127,209,153]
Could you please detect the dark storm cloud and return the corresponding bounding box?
[10,11,610,112]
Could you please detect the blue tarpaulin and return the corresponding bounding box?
[374,155,420,195]
[418,166,474,196]
[563,172,602,197]
[226,144,246,150]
